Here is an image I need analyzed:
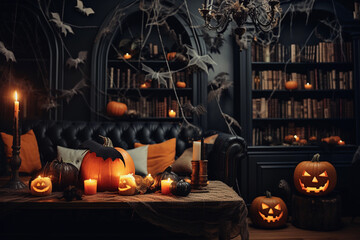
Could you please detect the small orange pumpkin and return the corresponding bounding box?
[167,52,177,61]
[299,139,307,145]
[309,136,317,142]
[30,176,52,196]
[107,101,128,117]
[176,81,186,88]
[250,191,288,228]
[285,80,298,90]
[321,136,340,145]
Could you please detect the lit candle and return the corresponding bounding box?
[144,173,154,187]
[124,53,132,60]
[193,141,201,160]
[161,178,173,195]
[140,83,148,88]
[294,135,300,142]
[304,83,312,89]
[168,110,176,118]
[84,179,97,195]
[14,91,20,146]
[338,140,345,146]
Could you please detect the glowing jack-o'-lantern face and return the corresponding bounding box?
[294,153,337,196]
[118,174,137,196]
[30,176,52,196]
[250,191,288,228]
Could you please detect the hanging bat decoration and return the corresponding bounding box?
[182,102,206,117]
[203,31,225,54]
[161,21,178,43]
[40,97,59,111]
[141,63,171,88]
[50,12,74,36]
[66,51,88,69]
[185,45,217,75]
[58,78,88,103]
[75,0,95,16]
[222,113,242,132]
[0,41,16,62]
[208,72,233,102]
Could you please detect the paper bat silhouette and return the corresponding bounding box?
[0,41,16,62]
[58,78,88,103]
[185,45,217,75]
[50,12,74,36]
[75,0,95,16]
[141,63,171,88]
[66,51,87,69]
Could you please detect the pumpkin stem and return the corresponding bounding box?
[265,190,272,198]
[99,135,114,148]
[311,153,320,162]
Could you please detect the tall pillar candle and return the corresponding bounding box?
[192,141,201,160]
[14,91,19,146]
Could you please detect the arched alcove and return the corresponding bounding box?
[91,0,207,128]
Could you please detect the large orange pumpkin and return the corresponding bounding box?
[293,153,337,196]
[80,136,135,191]
[106,101,128,117]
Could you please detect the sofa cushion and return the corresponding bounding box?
[57,145,87,170]
[134,138,176,176]
[126,145,148,176]
[0,129,42,174]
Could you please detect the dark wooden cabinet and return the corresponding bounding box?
[234,1,360,215]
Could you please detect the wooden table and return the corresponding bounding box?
[0,177,249,240]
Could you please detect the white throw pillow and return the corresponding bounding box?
[126,145,148,176]
[57,145,87,170]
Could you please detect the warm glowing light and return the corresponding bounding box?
[294,135,299,141]
[319,171,328,177]
[338,140,345,145]
[169,110,176,118]
[304,83,312,89]
[124,53,132,60]
[302,171,311,176]
[84,179,97,195]
[14,91,18,101]
[262,203,269,209]
[274,204,281,210]
[161,178,173,195]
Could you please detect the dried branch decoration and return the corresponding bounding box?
[182,102,207,117]
[208,72,233,102]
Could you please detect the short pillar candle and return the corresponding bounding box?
[161,178,173,195]
[84,179,97,195]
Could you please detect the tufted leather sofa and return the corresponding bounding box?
[0,120,247,192]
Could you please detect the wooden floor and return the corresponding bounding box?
[248,217,360,240]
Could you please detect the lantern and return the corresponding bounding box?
[249,191,288,228]
[293,153,337,196]
[30,176,52,196]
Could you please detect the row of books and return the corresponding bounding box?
[252,123,348,146]
[107,67,192,89]
[253,97,354,119]
[252,42,352,63]
[252,69,353,90]
[113,96,191,118]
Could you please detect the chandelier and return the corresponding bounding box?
[199,0,281,39]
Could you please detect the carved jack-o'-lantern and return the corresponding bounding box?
[250,191,288,228]
[294,153,337,196]
[30,176,52,196]
[118,174,137,195]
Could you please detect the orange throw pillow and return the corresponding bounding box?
[134,138,176,176]
[1,129,42,174]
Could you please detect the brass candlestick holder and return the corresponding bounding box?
[3,105,26,189]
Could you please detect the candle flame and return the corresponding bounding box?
[294,135,298,138]
[14,91,18,101]
[148,174,151,177]
[38,175,41,178]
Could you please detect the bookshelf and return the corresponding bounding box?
[234,1,360,205]
[91,3,207,127]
